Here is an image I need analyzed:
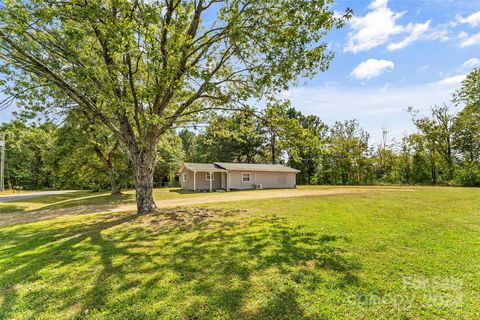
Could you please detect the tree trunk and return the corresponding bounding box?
[109,169,121,195]
[271,131,276,164]
[92,142,123,195]
[431,159,436,185]
[132,148,157,214]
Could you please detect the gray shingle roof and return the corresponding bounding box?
[180,162,300,173]
[182,163,227,172]
[214,162,300,173]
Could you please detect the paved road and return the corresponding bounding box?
[0,190,78,203]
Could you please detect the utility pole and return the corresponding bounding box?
[0,132,4,192]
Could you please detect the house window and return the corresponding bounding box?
[206,172,214,181]
[242,173,251,182]
[182,173,187,182]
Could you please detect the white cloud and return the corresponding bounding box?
[369,0,388,10]
[427,24,451,42]
[387,20,431,51]
[344,0,431,53]
[462,58,480,69]
[460,32,480,47]
[344,0,405,53]
[278,82,460,141]
[418,65,429,71]
[457,11,480,27]
[351,59,395,80]
[433,60,478,86]
[436,74,466,85]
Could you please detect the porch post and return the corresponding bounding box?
[227,171,230,191]
[193,171,196,191]
[209,171,213,192]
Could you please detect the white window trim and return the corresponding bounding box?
[242,172,251,183]
[206,172,214,181]
[182,173,187,182]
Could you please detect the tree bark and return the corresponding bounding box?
[108,169,121,195]
[431,159,436,186]
[93,143,123,195]
[131,147,157,214]
[271,131,276,164]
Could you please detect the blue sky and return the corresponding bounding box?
[280,0,480,143]
[1,0,480,143]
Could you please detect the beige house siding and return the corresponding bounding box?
[179,163,298,191]
[228,170,296,190]
[179,168,194,190]
[180,168,223,191]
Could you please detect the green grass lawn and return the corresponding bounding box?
[0,186,339,214]
[0,188,213,213]
[0,187,479,319]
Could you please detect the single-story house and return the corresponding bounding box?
[178,162,300,191]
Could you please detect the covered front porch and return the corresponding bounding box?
[190,169,230,192]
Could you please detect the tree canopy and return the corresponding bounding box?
[0,0,351,213]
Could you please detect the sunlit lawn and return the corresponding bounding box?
[0,187,479,319]
[0,188,212,213]
[0,186,340,214]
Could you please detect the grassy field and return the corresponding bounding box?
[0,186,345,215]
[0,186,479,319]
[0,188,202,213]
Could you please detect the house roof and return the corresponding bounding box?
[181,163,227,172]
[214,162,300,173]
[180,162,300,173]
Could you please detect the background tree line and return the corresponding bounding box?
[1,67,479,191]
[0,0,351,213]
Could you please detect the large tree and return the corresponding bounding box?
[262,100,299,165]
[452,68,480,185]
[322,120,371,185]
[202,107,265,163]
[0,0,351,213]
[155,131,185,187]
[454,68,480,107]
[285,108,327,184]
[0,120,56,189]
[49,112,132,194]
[409,105,456,183]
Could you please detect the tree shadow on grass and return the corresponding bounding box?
[0,204,26,214]
[0,191,92,206]
[0,191,133,215]
[168,188,242,195]
[0,193,136,227]
[39,192,134,211]
[0,213,139,319]
[168,188,196,194]
[0,208,363,319]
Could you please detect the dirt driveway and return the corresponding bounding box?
[0,187,415,226]
[152,187,370,208]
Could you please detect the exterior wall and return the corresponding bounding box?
[180,169,223,190]
[228,170,296,190]
[179,168,194,190]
